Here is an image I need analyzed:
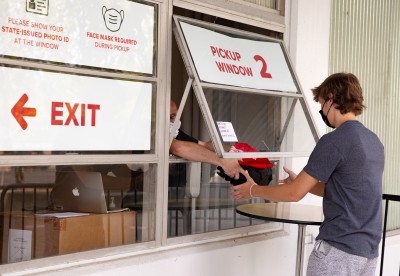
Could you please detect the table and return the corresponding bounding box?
[236,202,323,276]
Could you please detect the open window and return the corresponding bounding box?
[172,15,318,160]
[167,15,319,238]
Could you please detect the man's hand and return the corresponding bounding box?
[229,170,256,200]
[278,166,297,185]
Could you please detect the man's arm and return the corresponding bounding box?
[198,140,215,152]
[170,139,242,179]
[278,166,325,197]
[230,169,321,202]
[309,181,325,197]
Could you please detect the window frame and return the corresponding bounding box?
[172,15,319,159]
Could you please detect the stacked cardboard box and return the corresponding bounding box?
[1,211,136,264]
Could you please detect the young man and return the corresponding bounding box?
[230,73,384,276]
[169,100,242,180]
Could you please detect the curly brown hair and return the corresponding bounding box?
[312,73,365,116]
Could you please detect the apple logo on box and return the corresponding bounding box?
[72,187,80,196]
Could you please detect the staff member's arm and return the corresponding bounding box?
[170,139,243,179]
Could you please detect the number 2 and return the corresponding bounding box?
[254,55,272,78]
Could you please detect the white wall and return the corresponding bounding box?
[379,234,400,276]
[285,0,330,208]
[11,232,298,276]
[284,0,330,274]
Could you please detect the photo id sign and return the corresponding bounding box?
[0,0,155,73]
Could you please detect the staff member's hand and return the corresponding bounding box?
[220,158,243,180]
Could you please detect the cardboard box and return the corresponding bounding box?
[1,211,136,264]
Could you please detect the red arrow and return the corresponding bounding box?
[11,93,37,130]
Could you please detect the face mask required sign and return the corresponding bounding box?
[0,0,155,74]
[180,22,297,92]
[0,67,152,151]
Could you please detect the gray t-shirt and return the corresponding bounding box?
[304,120,384,258]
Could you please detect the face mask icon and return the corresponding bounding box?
[102,6,124,32]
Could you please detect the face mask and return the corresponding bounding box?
[319,101,335,129]
[169,120,181,138]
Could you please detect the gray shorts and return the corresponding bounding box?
[306,240,378,276]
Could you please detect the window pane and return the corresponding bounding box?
[0,66,157,155]
[0,163,156,264]
[203,89,316,154]
[0,0,157,75]
[167,159,278,237]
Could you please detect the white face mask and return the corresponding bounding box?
[169,120,181,138]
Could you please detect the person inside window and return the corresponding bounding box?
[169,100,242,181]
